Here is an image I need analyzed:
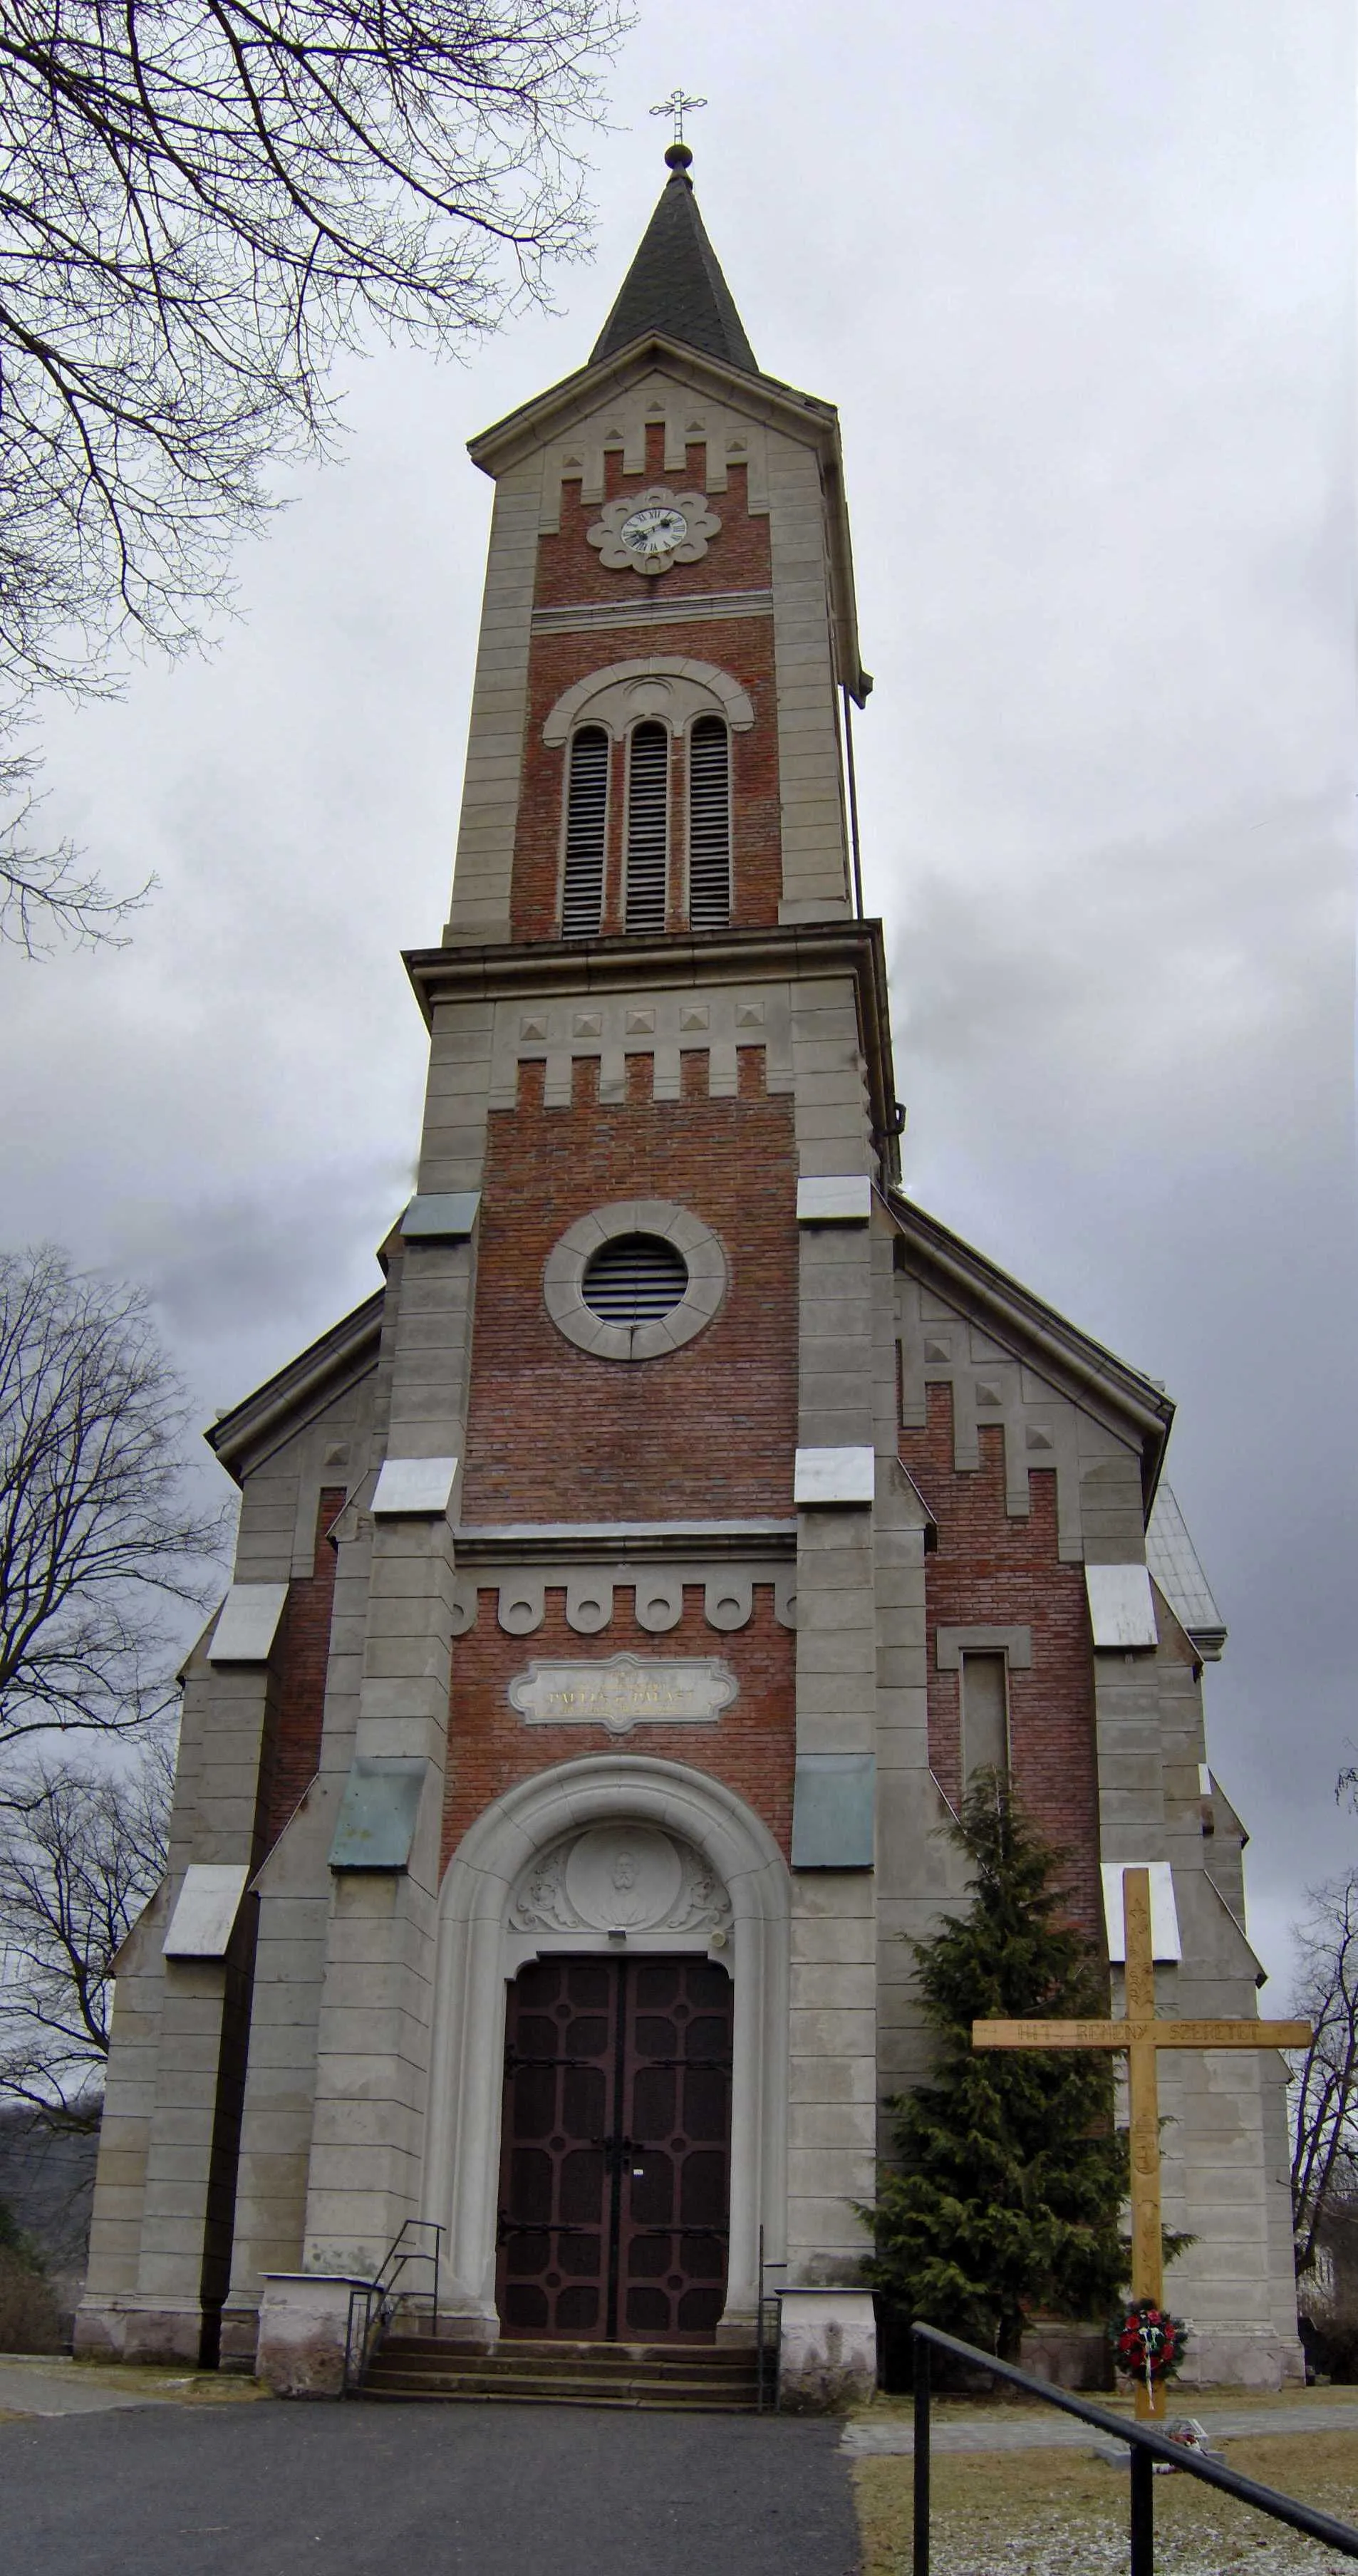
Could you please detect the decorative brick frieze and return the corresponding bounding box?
[442,1584,796,1866]
[534,387,772,534]
[447,1562,797,1638]
[487,980,793,1109]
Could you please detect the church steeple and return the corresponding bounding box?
[591,142,758,375]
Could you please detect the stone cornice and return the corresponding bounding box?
[404,917,901,1180]
[207,1292,383,1482]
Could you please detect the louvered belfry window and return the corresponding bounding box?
[688,715,732,930]
[561,724,609,938]
[624,721,670,934]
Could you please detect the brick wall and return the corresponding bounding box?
[511,614,780,940]
[535,433,773,610]
[442,1584,794,1866]
[901,1383,1102,1938]
[512,432,782,941]
[258,1487,345,1854]
[460,1054,799,1525]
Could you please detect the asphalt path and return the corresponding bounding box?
[0,2396,862,2576]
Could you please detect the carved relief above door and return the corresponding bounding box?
[509,1822,732,1941]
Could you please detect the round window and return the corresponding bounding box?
[581,1233,688,1327]
[543,1200,727,1361]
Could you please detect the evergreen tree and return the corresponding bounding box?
[862,1772,1130,2359]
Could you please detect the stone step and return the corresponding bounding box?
[363,2372,759,2411]
[363,2335,764,2411]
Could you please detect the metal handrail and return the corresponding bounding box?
[343,2218,443,2395]
[911,2322,1358,2576]
[755,2229,785,2414]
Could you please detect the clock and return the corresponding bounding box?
[618,502,690,566]
[587,485,721,576]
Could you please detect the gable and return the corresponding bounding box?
[888,1190,1172,1558]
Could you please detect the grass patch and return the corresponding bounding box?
[854,2430,1358,2575]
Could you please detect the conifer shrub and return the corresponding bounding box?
[862,1772,1135,2366]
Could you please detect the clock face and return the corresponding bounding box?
[619,503,689,566]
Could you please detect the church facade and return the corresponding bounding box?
[78,147,1302,2400]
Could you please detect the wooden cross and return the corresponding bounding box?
[973,1865,1311,2416]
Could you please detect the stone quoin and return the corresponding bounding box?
[78,137,1304,2406]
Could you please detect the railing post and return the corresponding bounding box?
[913,2332,931,2576]
[1130,2443,1155,2576]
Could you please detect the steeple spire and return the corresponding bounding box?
[590,138,758,376]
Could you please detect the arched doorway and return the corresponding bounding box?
[423,1755,791,2347]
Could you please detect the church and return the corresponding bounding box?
[78,142,1302,2404]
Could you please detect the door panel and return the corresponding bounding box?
[497,1953,733,2342]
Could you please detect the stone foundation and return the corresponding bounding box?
[1020,2320,1113,2392]
[777,2287,876,2412]
[256,2272,373,2398]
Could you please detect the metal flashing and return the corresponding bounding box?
[1102,1862,1181,1963]
[206,1583,289,1663]
[792,1755,875,1870]
[402,1192,481,1240]
[794,1446,875,1507]
[163,1864,252,1958]
[370,1456,459,1517]
[797,1175,873,1224]
[1085,1562,1159,1650]
[329,1757,429,1871]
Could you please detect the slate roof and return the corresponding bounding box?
[1146,1483,1228,1658]
[591,146,758,375]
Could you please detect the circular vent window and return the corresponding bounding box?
[581,1232,688,1327]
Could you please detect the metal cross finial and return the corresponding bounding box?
[651,88,707,147]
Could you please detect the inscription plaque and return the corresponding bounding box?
[508,1652,737,1736]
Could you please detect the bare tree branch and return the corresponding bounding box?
[0,0,631,945]
[0,1245,227,1758]
[0,1733,172,2127]
[1290,1871,1358,2276]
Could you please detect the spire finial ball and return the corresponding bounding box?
[665,140,693,172]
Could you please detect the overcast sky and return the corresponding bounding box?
[1,1,1352,1986]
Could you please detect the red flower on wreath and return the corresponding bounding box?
[1112,2301,1188,2392]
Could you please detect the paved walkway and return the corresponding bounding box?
[0,2356,187,2416]
[0,2397,862,2576]
[843,2398,1358,2455]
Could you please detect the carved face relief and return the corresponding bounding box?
[587,486,721,577]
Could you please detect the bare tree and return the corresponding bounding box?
[0,1245,225,1760]
[0,1733,172,2126]
[1290,1871,1358,2277]
[0,0,629,947]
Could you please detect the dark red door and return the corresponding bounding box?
[497,1953,734,2342]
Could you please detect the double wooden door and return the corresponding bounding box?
[497,1953,734,2342]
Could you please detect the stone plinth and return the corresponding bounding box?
[256,2272,373,2398]
[777,2287,876,2412]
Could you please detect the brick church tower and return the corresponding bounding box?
[79,145,1303,2401]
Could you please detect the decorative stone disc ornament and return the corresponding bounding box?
[510,1824,733,1941]
[588,486,721,576]
[508,1652,737,1735]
